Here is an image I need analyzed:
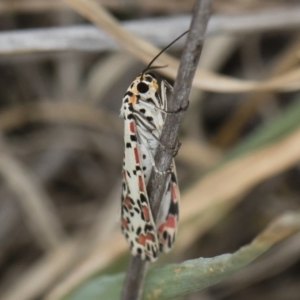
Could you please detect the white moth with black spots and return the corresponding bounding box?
[120,31,187,262]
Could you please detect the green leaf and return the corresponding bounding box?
[66,211,300,300]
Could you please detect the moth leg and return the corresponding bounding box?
[162,98,190,115]
[162,79,173,92]
[178,100,190,112]
[136,130,170,175]
[135,112,181,158]
[172,140,181,157]
[148,134,181,158]
[140,127,180,158]
[148,151,173,175]
[161,80,190,114]
[137,100,169,114]
[137,98,189,115]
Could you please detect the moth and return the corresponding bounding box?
[120,31,188,262]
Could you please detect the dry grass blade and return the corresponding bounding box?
[45,232,127,300]
[3,8,300,55]
[253,212,300,245]
[0,0,193,14]
[181,125,300,230]
[0,137,65,250]
[83,53,137,105]
[178,138,221,169]
[0,1,63,13]
[212,35,300,147]
[2,239,81,300]
[64,0,300,93]
[216,232,300,298]
[0,101,122,134]
[2,183,121,300]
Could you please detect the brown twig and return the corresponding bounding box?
[121,1,212,300]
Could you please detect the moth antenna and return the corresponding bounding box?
[146,65,168,72]
[142,30,189,76]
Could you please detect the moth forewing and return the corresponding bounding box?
[121,112,159,261]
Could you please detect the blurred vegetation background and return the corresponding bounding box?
[1,0,300,299]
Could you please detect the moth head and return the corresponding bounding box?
[134,72,159,98]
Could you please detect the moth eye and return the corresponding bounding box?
[137,82,149,93]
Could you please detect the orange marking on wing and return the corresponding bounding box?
[137,232,155,245]
[146,232,155,241]
[129,94,136,104]
[166,215,176,229]
[171,183,177,202]
[121,218,128,229]
[158,223,165,233]
[138,176,144,192]
[137,234,146,245]
[134,148,140,164]
[129,121,135,133]
[124,197,132,208]
[142,205,150,221]
[158,215,176,233]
